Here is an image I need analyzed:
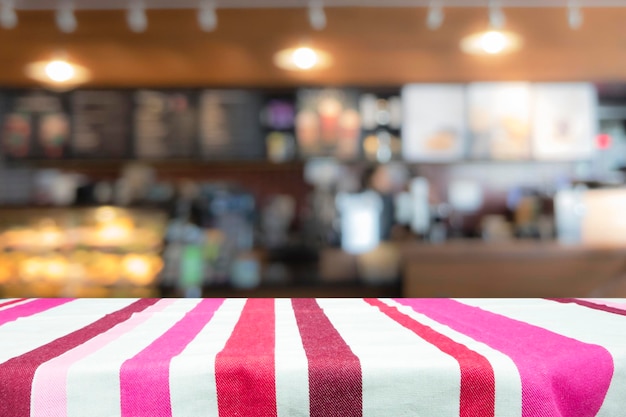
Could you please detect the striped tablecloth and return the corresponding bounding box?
[0,298,625,417]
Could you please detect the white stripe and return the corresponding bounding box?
[169,298,246,417]
[66,299,202,417]
[0,299,136,364]
[457,298,626,417]
[0,298,32,312]
[379,298,522,417]
[275,299,309,417]
[317,298,460,417]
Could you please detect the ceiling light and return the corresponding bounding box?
[426,1,444,30]
[0,0,17,29]
[293,47,318,70]
[568,0,583,29]
[198,0,217,32]
[45,60,75,82]
[308,0,326,31]
[460,30,522,55]
[274,46,331,71]
[127,0,147,33]
[461,0,520,56]
[25,58,90,90]
[55,0,77,33]
[480,30,507,54]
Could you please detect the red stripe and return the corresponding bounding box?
[547,298,626,317]
[0,298,27,309]
[215,298,277,417]
[0,298,159,417]
[365,298,495,417]
[0,298,73,327]
[292,298,362,417]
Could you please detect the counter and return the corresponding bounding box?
[402,240,626,297]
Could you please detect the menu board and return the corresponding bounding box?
[531,83,596,161]
[296,89,361,160]
[199,90,264,160]
[1,90,71,159]
[71,90,132,158]
[261,94,297,163]
[134,90,197,159]
[402,84,466,162]
[468,83,532,160]
[360,91,402,163]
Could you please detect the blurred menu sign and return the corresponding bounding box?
[468,82,532,160]
[532,83,596,161]
[296,89,361,160]
[360,92,402,163]
[1,91,70,159]
[71,90,132,158]
[134,90,197,159]
[261,95,297,163]
[199,90,264,160]
[402,84,466,162]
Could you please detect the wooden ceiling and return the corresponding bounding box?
[1,7,626,87]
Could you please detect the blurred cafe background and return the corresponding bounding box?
[3,0,626,298]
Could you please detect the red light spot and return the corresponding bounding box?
[596,134,612,150]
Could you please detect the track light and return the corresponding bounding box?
[308,0,326,31]
[127,0,147,33]
[426,1,444,30]
[488,0,505,29]
[461,0,520,56]
[568,0,583,30]
[198,0,218,32]
[0,0,17,29]
[56,0,77,33]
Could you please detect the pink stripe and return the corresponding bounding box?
[394,298,613,417]
[215,298,277,417]
[120,298,225,417]
[30,299,176,417]
[0,298,73,327]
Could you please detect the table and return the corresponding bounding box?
[0,298,625,417]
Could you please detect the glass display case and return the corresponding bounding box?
[0,206,167,297]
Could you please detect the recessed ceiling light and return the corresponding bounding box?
[274,46,331,71]
[460,30,522,55]
[25,58,90,90]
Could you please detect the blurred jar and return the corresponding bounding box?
[357,242,400,286]
[481,215,514,242]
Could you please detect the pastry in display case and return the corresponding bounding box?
[0,206,167,297]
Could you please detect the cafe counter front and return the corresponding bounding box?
[401,240,626,298]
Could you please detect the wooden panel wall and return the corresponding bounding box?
[1,7,626,87]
